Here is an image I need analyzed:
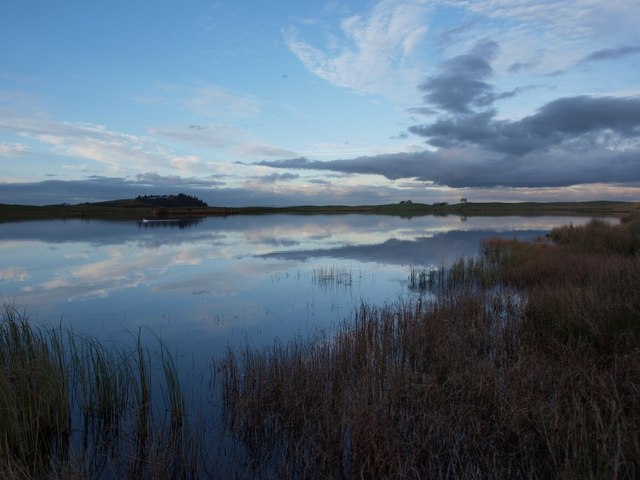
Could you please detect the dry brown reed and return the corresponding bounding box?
[220,219,640,479]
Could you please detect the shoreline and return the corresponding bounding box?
[1,200,638,222]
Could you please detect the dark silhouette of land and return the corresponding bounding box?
[0,195,638,222]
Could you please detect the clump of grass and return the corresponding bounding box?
[483,219,640,352]
[548,218,639,255]
[221,219,640,478]
[0,308,203,479]
[0,304,70,473]
[409,256,499,293]
[408,266,436,291]
[312,265,353,288]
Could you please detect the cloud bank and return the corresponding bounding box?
[261,39,640,189]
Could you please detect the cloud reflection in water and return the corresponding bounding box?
[0,214,607,360]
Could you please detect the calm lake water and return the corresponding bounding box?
[0,214,604,368]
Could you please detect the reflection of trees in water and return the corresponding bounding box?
[137,218,204,229]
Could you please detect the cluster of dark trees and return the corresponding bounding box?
[136,193,208,208]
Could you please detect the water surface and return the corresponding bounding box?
[0,214,602,365]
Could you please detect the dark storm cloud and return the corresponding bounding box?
[418,39,500,114]
[579,45,640,63]
[260,93,640,188]
[409,110,499,150]
[259,142,640,189]
[258,38,640,189]
[418,39,531,116]
[258,155,425,181]
[406,106,438,117]
[522,96,640,135]
[410,96,640,155]
[258,172,300,182]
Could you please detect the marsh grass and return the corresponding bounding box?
[312,265,353,289]
[408,266,434,291]
[221,219,640,479]
[0,305,70,472]
[3,218,638,478]
[0,308,203,479]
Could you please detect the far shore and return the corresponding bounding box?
[1,199,639,222]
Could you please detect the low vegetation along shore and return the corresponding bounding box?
[1,217,639,478]
[1,196,639,221]
[222,216,640,479]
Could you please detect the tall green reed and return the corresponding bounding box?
[0,304,70,472]
[0,308,201,478]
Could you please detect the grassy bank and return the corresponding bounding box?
[1,200,639,222]
[220,217,640,479]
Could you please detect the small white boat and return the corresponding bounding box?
[141,218,181,223]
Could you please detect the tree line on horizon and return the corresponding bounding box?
[135,193,208,208]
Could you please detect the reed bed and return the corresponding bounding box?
[0,308,203,479]
[220,219,640,479]
[3,218,638,478]
[312,265,353,288]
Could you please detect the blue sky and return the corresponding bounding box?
[1,0,639,205]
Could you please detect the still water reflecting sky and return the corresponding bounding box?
[0,214,604,364]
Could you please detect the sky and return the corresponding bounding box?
[1,0,639,206]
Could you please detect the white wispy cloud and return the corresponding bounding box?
[185,85,262,118]
[0,267,29,281]
[149,124,300,160]
[149,124,249,148]
[444,0,640,73]
[170,155,203,172]
[287,0,640,95]
[0,142,27,156]
[231,143,299,158]
[0,108,208,175]
[284,0,431,98]
[143,82,264,119]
